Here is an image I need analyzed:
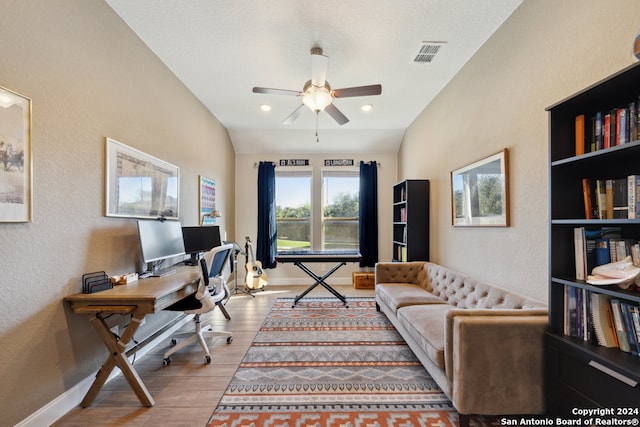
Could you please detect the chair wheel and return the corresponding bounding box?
[226,336,233,344]
[163,357,172,366]
[205,355,211,364]
[170,339,177,347]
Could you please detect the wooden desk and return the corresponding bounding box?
[65,266,200,407]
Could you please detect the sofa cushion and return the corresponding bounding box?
[376,283,446,314]
[396,304,450,369]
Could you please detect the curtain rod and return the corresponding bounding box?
[253,161,381,168]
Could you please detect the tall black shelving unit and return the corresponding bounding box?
[546,62,640,414]
[392,179,429,262]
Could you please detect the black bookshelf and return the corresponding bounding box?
[392,179,429,262]
[546,62,640,415]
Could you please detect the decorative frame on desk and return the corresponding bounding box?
[451,148,509,227]
[0,86,32,222]
[105,137,180,219]
[199,175,216,225]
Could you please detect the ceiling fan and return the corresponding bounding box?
[252,47,382,126]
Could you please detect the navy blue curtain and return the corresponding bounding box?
[256,161,277,268]
[359,161,378,267]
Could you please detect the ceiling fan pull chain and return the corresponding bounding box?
[316,112,320,142]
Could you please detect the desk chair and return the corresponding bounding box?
[163,244,234,365]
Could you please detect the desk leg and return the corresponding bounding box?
[293,261,348,306]
[81,313,154,407]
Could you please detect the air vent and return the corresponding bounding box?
[412,41,446,64]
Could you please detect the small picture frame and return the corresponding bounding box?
[105,137,179,219]
[451,148,509,227]
[0,86,32,222]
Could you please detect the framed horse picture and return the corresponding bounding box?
[0,86,32,222]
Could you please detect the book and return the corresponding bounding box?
[574,227,587,280]
[628,175,640,219]
[620,302,639,355]
[630,101,638,142]
[637,95,640,140]
[596,179,607,219]
[590,293,618,348]
[604,113,612,148]
[610,299,631,353]
[609,109,617,146]
[594,111,603,150]
[605,179,614,219]
[612,178,628,219]
[584,228,601,272]
[617,108,628,145]
[566,286,578,337]
[595,238,611,266]
[575,114,585,155]
[582,178,594,219]
[630,306,640,353]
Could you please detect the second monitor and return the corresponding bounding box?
[182,225,222,265]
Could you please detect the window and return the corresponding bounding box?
[275,168,360,252]
[275,170,312,251]
[322,170,359,250]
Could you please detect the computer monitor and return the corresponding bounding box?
[182,225,222,265]
[137,220,186,276]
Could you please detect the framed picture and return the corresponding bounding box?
[105,137,179,219]
[0,86,32,222]
[451,148,509,227]
[199,176,216,225]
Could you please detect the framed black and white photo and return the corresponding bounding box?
[451,149,509,227]
[0,86,31,222]
[105,137,179,219]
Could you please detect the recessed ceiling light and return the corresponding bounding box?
[361,104,373,112]
[260,104,271,112]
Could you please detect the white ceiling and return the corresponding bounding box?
[106,0,522,154]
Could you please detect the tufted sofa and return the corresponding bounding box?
[375,261,548,425]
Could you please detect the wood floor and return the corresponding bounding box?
[53,284,375,427]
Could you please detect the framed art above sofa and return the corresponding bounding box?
[450,148,509,227]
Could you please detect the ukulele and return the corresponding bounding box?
[245,236,268,290]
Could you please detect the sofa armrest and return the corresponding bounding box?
[375,261,426,285]
[445,309,547,415]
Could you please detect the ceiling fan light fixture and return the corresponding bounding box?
[260,104,272,112]
[302,87,332,112]
[361,104,373,112]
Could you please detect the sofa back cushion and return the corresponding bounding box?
[425,262,546,310]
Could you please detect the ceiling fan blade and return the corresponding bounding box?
[311,51,329,88]
[253,87,302,96]
[325,103,349,125]
[332,84,382,98]
[282,104,307,125]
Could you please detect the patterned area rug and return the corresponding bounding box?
[207,297,499,427]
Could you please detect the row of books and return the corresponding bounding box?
[564,286,640,356]
[575,98,640,155]
[398,207,407,222]
[395,245,407,262]
[582,175,640,219]
[573,226,640,280]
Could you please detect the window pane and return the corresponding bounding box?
[322,171,359,250]
[276,172,311,251]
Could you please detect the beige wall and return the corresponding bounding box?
[0,1,235,425]
[235,152,397,285]
[399,0,640,302]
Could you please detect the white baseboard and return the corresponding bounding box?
[15,315,194,427]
